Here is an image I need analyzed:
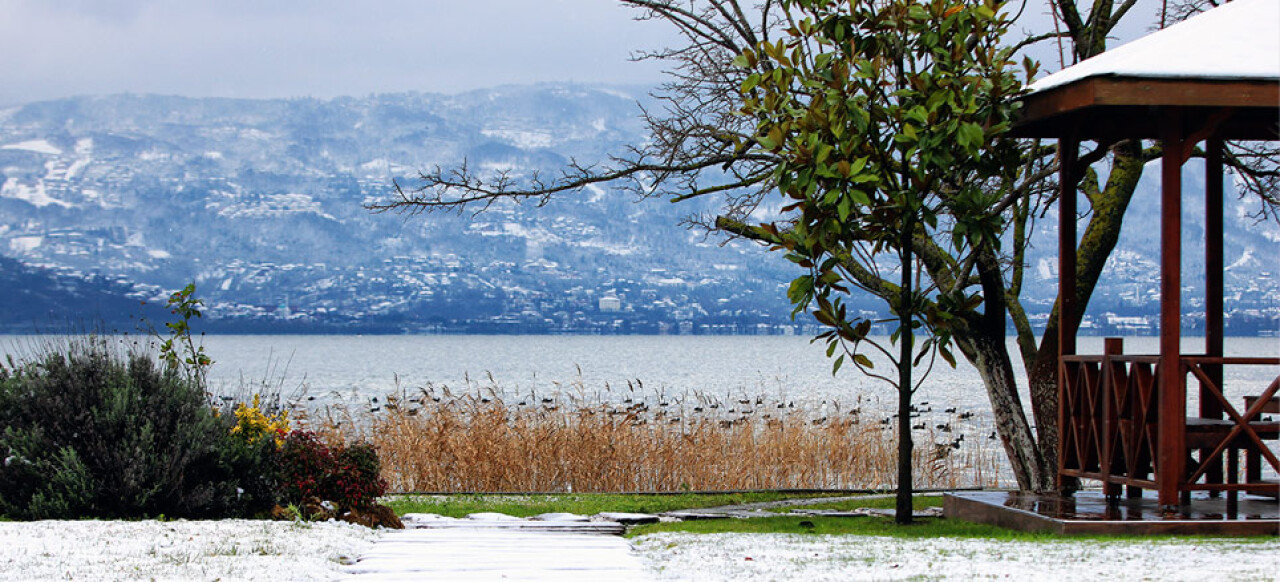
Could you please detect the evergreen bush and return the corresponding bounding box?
[0,337,259,519]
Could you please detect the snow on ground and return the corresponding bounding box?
[0,519,379,581]
[1,139,62,155]
[1,520,1277,581]
[632,533,1280,582]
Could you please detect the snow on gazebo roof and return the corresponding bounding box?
[1028,0,1280,94]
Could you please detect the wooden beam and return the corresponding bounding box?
[1019,78,1280,126]
[1011,106,1279,141]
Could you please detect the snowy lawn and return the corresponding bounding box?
[632,532,1280,581]
[2,519,1277,581]
[0,519,379,581]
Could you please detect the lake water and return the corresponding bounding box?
[4,334,1275,425]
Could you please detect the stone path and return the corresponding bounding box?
[342,513,653,581]
[341,494,948,579]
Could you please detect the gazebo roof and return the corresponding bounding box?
[1013,0,1280,140]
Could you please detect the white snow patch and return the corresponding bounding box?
[634,532,1280,581]
[1029,0,1278,92]
[74,138,93,155]
[1,139,61,155]
[500,222,564,246]
[240,128,274,140]
[480,160,520,173]
[361,158,391,175]
[1036,257,1056,281]
[63,157,91,180]
[1,178,71,208]
[596,87,637,100]
[204,151,225,160]
[147,249,172,259]
[579,238,639,256]
[481,128,554,149]
[216,193,336,220]
[592,117,608,132]
[586,184,607,203]
[139,149,169,161]
[1225,248,1257,272]
[9,236,43,253]
[0,519,378,582]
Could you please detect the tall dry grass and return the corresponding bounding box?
[312,379,1000,493]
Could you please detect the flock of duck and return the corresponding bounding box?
[293,376,994,461]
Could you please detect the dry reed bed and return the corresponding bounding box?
[312,381,1000,493]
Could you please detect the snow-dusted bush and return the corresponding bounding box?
[0,337,265,519]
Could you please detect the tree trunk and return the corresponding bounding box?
[955,331,1053,491]
[896,219,914,525]
[1026,141,1149,486]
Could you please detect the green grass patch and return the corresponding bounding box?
[784,494,944,512]
[630,517,1280,542]
[385,491,846,518]
[626,514,1038,539]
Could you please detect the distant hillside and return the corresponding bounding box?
[0,86,1275,334]
[0,255,170,333]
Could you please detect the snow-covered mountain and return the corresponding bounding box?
[0,87,801,333]
[0,85,1275,334]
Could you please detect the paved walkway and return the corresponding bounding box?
[342,515,652,581]
[341,495,947,580]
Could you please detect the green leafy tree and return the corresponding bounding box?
[734,0,1024,523]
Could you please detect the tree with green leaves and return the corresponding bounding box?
[731,0,1024,523]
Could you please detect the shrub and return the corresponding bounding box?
[0,337,260,519]
[230,393,291,448]
[333,443,386,511]
[278,430,386,513]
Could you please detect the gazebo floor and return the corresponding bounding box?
[945,490,1279,536]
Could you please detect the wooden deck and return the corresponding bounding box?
[945,490,1280,536]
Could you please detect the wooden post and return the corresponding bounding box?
[1057,134,1080,492]
[1157,111,1186,509]
[1058,135,1079,360]
[1104,337,1124,501]
[1204,137,1225,490]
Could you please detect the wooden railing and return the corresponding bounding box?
[1059,345,1279,501]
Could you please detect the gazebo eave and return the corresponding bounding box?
[1010,76,1280,141]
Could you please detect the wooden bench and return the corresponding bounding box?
[1183,396,1279,499]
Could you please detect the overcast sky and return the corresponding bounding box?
[0,0,1161,107]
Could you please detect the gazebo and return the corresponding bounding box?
[1012,0,1279,509]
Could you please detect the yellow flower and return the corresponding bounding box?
[228,393,291,447]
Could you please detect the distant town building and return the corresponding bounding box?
[599,294,622,312]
